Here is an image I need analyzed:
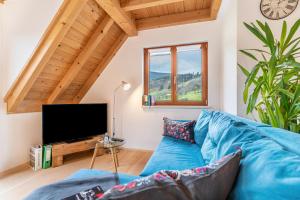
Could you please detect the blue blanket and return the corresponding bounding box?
[25,173,119,200]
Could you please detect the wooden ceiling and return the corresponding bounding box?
[4,0,221,113]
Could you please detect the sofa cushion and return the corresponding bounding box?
[140,136,205,176]
[207,110,300,157]
[217,111,271,128]
[201,111,235,163]
[96,172,189,200]
[205,121,300,200]
[100,150,241,200]
[194,109,212,147]
[167,149,241,200]
[163,117,196,143]
[259,126,300,157]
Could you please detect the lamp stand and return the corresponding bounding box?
[113,85,121,138]
[112,81,131,139]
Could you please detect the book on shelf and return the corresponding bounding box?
[30,145,42,171]
[143,95,156,106]
[42,145,52,169]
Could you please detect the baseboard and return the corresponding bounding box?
[121,147,153,153]
[0,162,30,178]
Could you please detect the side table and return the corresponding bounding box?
[90,139,125,173]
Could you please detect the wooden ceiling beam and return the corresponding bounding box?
[73,33,128,103]
[136,8,211,30]
[47,16,114,104]
[4,0,88,113]
[121,0,184,11]
[95,0,137,36]
[210,0,222,19]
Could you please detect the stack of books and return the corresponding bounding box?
[30,144,52,171]
[143,95,156,106]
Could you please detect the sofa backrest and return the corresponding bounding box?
[199,110,300,199]
[209,110,300,157]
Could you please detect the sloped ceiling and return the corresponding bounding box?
[4,0,221,113]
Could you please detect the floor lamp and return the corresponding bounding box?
[112,81,131,139]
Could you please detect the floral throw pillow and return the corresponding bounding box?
[163,117,196,143]
[97,149,242,200]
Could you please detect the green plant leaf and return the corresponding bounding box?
[239,63,260,103]
[261,53,267,61]
[243,49,271,55]
[292,61,300,68]
[239,50,258,61]
[265,100,279,127]
[243,87,249,103]
[247,79,263,113]
[286,36,300,50]
[278,88,294,99]
[238,64,250,76]
[273,97,285,128]
[241,20,300,132]
[286,40,300,58]
[244,22,268,45]
[256,20,266,31]
[280,21,287,50]
[292,85,300,104]
[264,22,276,53]
[256,106,269,124]
[283,19,300,51]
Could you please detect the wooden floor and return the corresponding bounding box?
[0,149,152,199]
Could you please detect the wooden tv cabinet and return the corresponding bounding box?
[52,135,104,167]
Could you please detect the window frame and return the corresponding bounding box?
[144,42,208,106]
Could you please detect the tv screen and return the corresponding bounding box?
[42,104,107,144]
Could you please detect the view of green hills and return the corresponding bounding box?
[148,46,203,102]
[149,71,202,101]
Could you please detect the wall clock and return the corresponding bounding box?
[260,0,299,20]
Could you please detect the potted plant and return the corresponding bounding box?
[239,20,300,133]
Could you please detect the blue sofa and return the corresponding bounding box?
[70,110,300,199]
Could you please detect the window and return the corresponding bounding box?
[144,43,208,106]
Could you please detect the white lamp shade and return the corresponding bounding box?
[122,81,131,91]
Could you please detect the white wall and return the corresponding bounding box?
[83,20,224,150]
[0,0,62,172]
[0,0,234,171]
[220,0,238,115]
[237,0,300,118]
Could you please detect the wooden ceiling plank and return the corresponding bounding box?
[136,8,211,30]
[210,0,222,19]
[4,0,88,113]
[73,33,128,103]
[72,20,91,35]
[95,0,137,36]
[47,16,114,104]
[122,0,184,11]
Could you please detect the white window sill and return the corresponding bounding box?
[142,105,212,110]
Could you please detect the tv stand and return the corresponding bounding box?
[65,137,93,143]
[52,135,104,167]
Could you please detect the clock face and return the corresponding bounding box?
[260,0,299,20]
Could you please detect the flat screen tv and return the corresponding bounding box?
[42,104,107,144]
